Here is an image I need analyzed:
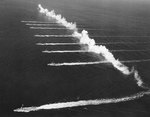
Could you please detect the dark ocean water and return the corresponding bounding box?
[1,0,150,117]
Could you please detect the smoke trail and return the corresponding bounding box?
[47,59,150,66]
[14,90,150,112]
[38,4,147,88]
[38,5,77,31]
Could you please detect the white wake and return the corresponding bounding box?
[21,20,56,23]
[26,23,57,26]
[36,42,150,46]
[30,26,111,31]
[30,27,67,30]
[34,34,150,38]
[42,49,150,53]
[14,4,150,113]
[14,90,150,112]
[42,50,87,53]
[47,59,150,66]
[36,43,83,46]
[34,34,73,37]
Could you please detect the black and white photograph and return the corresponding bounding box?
[0,0,150,117]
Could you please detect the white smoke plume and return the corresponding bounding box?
[38,4,148,88]
[38,4,77,31]
[14,90,150,112]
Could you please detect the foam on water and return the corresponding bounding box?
[14,4,150,113]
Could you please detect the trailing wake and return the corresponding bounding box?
[21,20,56,23]
[36,42,150,46]
[34,34,73,37]
[30,26,65,30]
[36,43,83,46]
[47,59,150,66]
[35,34,135,38]
[42,49,150,53]
[14,4,150,113]
[48,61,108,66]
[14,90,150,112]
[30,26,111,31]
[42,50,87,53]
[26,23,57,26]
[34,34,150,38]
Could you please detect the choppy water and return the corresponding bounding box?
[1,0,150,116]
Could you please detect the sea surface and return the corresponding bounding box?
[1,0,150,117]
